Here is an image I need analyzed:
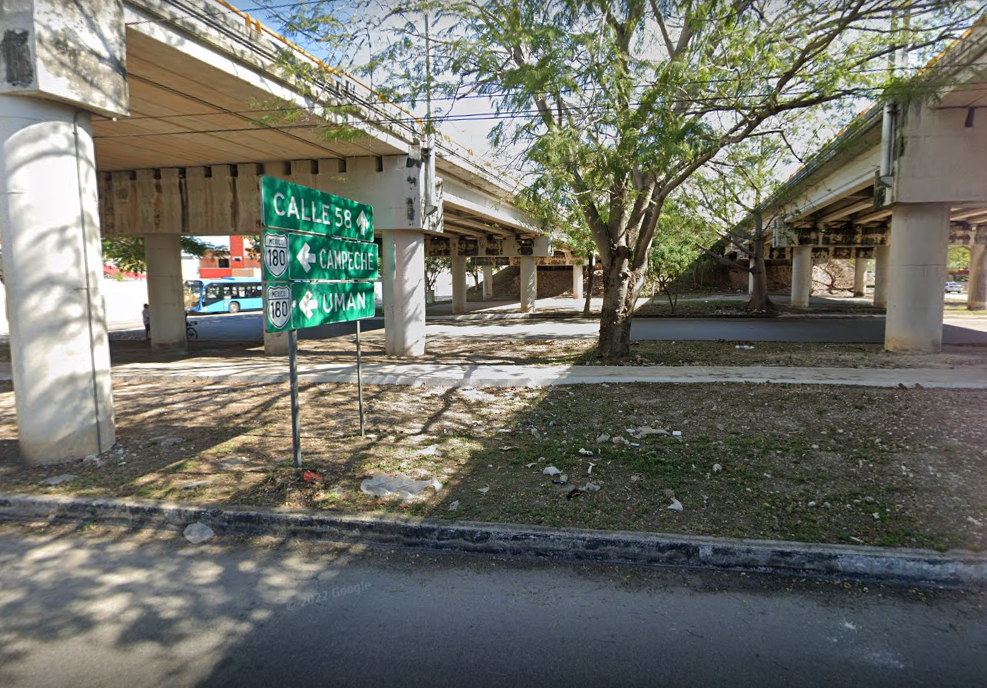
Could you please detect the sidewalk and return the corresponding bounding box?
[108,358,987,389]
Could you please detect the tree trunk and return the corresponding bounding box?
[744,233,775,312]
[582,254,595,315]
[597,250,645,359]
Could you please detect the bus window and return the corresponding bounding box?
[204,284,224,305]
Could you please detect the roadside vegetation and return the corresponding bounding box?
[2,378,984,552]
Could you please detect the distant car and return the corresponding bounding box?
[945,282,963,293]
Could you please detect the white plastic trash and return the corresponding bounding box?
[360,472,442,500]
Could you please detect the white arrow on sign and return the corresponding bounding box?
[297,242,317,273]
[299,290,317,319]
[356,210,370,238]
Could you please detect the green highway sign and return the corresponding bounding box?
[265,280,375,333]
[260,176,374,241]
[262,231,378,283]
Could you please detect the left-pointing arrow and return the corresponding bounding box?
[299,291,317,319]
[297,242,316,273]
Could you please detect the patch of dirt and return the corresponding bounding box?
[1,379,985,552]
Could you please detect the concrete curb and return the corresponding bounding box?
[1,492,984,587]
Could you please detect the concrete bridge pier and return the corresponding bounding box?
[0,95,116,464]
[885,203,950,352]
[452,256,468,314]
[482,264,494,300]
[873,246,890,308]
[969,226,987,311]
[382,230,426,356]
[572,263,584,300]
[790,246,813,307]
[853,258,867,297]
[520,256,537,313]
[144,234,187,353]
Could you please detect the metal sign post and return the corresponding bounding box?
[287,328,301,468]
[356,320,365,437]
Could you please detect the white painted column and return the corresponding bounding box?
[873,245,890,308]
[144,234,187,353]
[969,227,987,311]
[382,230,426,356]
[451,256,468,314]
[790,246,813,308]
[885,203,950,352]
[482,264,494,300]
[520,257,537,313]
[747,268,755,295]
[853,258,867,297]
[0,95,115,464]
[572,263,584,300]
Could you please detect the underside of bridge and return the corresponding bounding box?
[759,24,987,352]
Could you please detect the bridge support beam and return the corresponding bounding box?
[0,95,115,464]
[520,256,537,313]
[452,256,468,314]
[853,258,867,297]
[885,203,949,353]
[572,263,584,300]
[873,245,890,308]
[482,264,494,300]
[382,230,426,356]
[790,246,813,308]
[144,234,187,353]
[969,227,987,311]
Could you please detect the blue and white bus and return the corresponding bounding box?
[183,277,263,314]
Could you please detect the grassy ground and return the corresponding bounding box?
[2,378,985,553]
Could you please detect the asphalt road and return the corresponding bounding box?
[121,310,987,346]
[0,525,984,688]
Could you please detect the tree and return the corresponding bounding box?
[101,237,226,275]
[646,196,712,313]
[267,0,981,358]
[425,256,451,299]
[687,134,798,312]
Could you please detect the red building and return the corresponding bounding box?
[199,236,261,278]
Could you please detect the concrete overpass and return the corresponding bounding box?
[0,0,549,464]
[763,21,987,352]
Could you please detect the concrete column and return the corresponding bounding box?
[482,264,494,300]
[451,256,468,314]
[520,256,537,313]
[790,246,813,308]
[264,330,289,355]
[0,95,115,464]
[853,258,867,297]
[381,230,426,356]
[885,203,950,352]
[873,245,890,308]
[969,227,987,311]
[144,234,187,353]
[572,263,584,300]
[747,268,755,295]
